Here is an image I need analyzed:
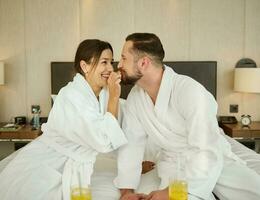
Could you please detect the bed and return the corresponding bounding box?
[0,132,260,200]
[1,61,260,200]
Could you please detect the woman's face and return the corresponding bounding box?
[87,49,114,91]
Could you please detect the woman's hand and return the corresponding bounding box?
[145,188,168,200]
[107,71,121,118]
[120,193,147,200]
[107,71,121,99]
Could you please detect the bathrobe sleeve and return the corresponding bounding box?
[46,88,127,153]
[114,97,147,189]
[177,78,223,199]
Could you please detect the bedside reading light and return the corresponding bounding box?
[0,61,5,85]
[234,58,260,127]
[234,68,260,94]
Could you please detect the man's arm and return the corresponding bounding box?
[177,80,224,199]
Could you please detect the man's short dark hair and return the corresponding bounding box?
[126,33,165,64]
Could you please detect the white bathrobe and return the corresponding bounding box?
[0,73,127,200]
[114,66,260,200]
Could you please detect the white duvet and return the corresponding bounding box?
[1,134,259,200]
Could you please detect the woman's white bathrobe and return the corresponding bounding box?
[114,66,260,200]
[0,73,127,200]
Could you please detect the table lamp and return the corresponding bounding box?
[234,67,260,127]
[234,68,260,93]
[0,61,5,85]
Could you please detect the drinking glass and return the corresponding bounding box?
[71,187,91,200]
[168,154,188,200]
[169,178,188,200]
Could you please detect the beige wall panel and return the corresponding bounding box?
[190,0,246,119]
[134,0,190,61]
[245,0,260,65]
[0,0,27,122]
[80,0,135,61]
[24,0,80,117]
[244,0,260,120]
[1,0,260,123]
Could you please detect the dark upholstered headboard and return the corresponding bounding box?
[51,61,217,99]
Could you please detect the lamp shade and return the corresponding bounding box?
[234,68,260,93]
[0,62,4,85]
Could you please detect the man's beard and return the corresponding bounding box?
[120,69,143,85]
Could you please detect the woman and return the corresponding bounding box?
[0,39,127,200]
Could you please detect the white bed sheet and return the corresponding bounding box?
[0,135,259,200]
[92,152,160,198]
[223,135,260,175]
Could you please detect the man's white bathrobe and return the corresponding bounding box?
[114,66,260,200]
[0,73,127,200]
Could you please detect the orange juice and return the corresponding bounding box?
[169,180,188,200]
[71,187,91,200]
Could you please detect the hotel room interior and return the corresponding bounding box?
[0,0,260,199]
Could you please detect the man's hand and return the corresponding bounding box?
[120,193,147,200]
[142,161,155,174]
[145,188,168,200]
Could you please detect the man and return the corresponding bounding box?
[114,33,260,200]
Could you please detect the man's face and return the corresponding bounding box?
[118,41,143,85]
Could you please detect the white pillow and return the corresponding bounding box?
[51,95,57,102]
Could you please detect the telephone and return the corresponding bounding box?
[218,116,238,124]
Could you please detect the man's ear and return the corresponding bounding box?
[80,60,91,74]
[138,56,150,71]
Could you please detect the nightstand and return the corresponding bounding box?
[0,123,42,159]
[220,121,260,153]
[0,123,42,142]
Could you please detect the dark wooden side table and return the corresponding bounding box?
[220,121,260,152]
[0,123,42,142]
[0,123,42,159]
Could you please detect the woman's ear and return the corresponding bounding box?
[80,60,91,74]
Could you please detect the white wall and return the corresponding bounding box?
[0,0,260,122]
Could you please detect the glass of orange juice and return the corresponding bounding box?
[169,179,188,200]
[71,187,91,200]
[168,154,188,200]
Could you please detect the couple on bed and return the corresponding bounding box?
[0,33,260,200]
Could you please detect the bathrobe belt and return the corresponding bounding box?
[40,136,94,200]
